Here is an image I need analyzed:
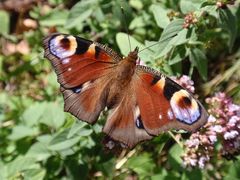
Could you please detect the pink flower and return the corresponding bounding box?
[185,138,200,148]
[224,131,239,140]
[182,92,240,169]
[211,125,223,133]
[171,75,195,93]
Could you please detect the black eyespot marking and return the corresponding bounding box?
[71,85,83,93]
[136,116,144,129]
[183,96,192,106]
[163,78,182,100]
[61,37,70,43]
[151,75,161,85]
[95,46,101,59]
[75,37,91,54]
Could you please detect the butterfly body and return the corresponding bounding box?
[43,33,208,148]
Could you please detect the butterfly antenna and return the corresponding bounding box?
[121,6,131,51]
[139,41,162,53]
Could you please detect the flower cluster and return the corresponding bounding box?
[183,12,198,29]
[182,117,217,169]
[206,93,240,156]
[182,92,240,169]
[171,75,195,93]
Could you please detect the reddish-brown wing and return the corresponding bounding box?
[102,80,153,148]
[134,65,208,136]
[43,33,120,123]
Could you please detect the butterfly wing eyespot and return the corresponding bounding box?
[135,65,208,136]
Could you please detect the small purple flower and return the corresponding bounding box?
[185,138,200,148]
[211,125,223,133]
[182,92,240,169]
[224,131,239,140]
[198,156,209,169]
[208,135,217,144]
[171,75,195,93]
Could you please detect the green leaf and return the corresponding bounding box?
[94,7,105,22]
[129,0,143,10]
[189,48,208,81]
[39,102,65,129]
[129,16,145,29]
[169,46,187,65]
[65,0,97,29]
[49,0,65,6]
[160,19,185,42]
[0,161,8,180]
[48,129,80,151]
[183,169,203,180]
[168,28,189,46]
[40,9,69,26]
[49,136,80,151]
[68,121,92,138]
[9,125,39,140]
[116,32,145,56]
[116,32,154,62]
[224,161,240,180]
[218,8,237,52]
[151,173,167,180]
[7,157,38,178]
[150,4,170,29]
[21,102,45,127]
[26,142,52,161]
[126,153,154,178]
[180,0,204,14]
[154,19,187,58]
[201,5,218,18]
[37,135,53,145]
[168,144,183,170]
[23,169,46,180]
[0,10,9,34]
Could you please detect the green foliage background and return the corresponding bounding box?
[0,0,240,179]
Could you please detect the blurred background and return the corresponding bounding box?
[0,0,240,179]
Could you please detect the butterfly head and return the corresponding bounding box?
[127,47,139,63]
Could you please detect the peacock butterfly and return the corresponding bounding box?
[43,33,208,148]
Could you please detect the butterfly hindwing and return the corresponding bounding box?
[60,78,110,124]
[134,65,208,136]
[103,85,153,148]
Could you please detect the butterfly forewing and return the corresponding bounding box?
[43,34,119,124]
[43,33,119,88]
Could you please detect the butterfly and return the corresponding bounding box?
[43,33,208,148]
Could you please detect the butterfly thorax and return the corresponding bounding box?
[116,47,139,84]
[125,47,139,63]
